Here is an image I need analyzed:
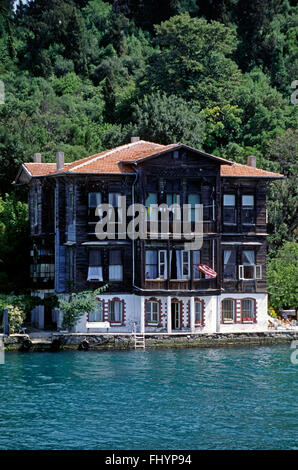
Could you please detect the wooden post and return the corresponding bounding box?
[167,296,172,334]
[3,308,9,336]
[190,297,195,333]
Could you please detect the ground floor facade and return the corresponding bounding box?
[30,290,268,334]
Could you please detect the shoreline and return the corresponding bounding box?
[2,330,298,352]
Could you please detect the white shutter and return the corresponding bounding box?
[256,265,262,280]
[239,265,244,280]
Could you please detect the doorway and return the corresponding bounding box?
[171,301,181,330]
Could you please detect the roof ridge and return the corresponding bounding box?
[68,139,157,172]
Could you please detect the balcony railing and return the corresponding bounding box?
[144,278,217,290]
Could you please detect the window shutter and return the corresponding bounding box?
[256,265,262,280]
[239,265,244,280]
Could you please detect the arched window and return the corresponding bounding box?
[241,299,256,322]
[89,300,104,322]
[194,301,203,324]
[145,301,160,324]
[108,299,124,323]
[222,299,236,323]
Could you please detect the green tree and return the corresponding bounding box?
[146,13,241,106]
[132,92,205,147]
[267,129,298,248]
[267,242,298,310]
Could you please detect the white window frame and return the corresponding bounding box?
[195,301,202,324]
[158,250,167,279]
[108,300,123,323]
[239,265,262,280]
[181,250,190,279]
[145,301,159,323]
[89,301,104,322]
[222,299,236,323]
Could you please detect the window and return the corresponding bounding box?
[223,194,236,225]
[145,193,158,221]
[145,250,168,279]
[145,301,159,323]
[195,301,202,324]
[242,195,254,225]
[193,250,201,279]
[33,189,38,226]
[182,250,190,279]
[222,299,235,323]
[87,249,103,281]
[89,301,104,322]
[241,299,256,322]
[145,250,158,279]
[109,250,123,281]
[109,300,123,323]
[188,194,201,222]
[223,249,236,280]
[30,263,55,280]
[239,250,262,280]
[108,193,122,224]
[69,248,74,282]
[88,192,101,213]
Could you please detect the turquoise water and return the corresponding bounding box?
[0,345,297,450]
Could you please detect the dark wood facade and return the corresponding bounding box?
[26,146,274,298]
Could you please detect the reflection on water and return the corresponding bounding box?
[0,345,297,450]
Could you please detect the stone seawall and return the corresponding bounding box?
[3,331,298,351]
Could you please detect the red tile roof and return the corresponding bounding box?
[19,140,284,180]
[221,162,284,178]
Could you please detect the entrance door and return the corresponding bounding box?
[171,302,181,330]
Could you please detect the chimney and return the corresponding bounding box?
[33,153,42,163]
[131,136,140,143]
[247,155,257,168]
[56,151,64,171]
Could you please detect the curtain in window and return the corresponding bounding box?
[195,302,202,323]
[176,251,182,279]
[89,301,104,322]
[224,250,232,265]
[87,267,103,281]
[145,250,157,279]
[193,250,201,279]
[243,250,255,265]
[158,250,167,279]
[109,301,122,322]
[109,250,123,280]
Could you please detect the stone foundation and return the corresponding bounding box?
[3,331,298,351]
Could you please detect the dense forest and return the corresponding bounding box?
[0,0,297,308]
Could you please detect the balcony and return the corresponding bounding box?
[144,278,217,291]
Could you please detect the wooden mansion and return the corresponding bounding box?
[14,138,284,334]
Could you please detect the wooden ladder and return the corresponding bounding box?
[133,323,145,350]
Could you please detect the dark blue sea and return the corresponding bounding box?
[0,345,297,449]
